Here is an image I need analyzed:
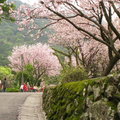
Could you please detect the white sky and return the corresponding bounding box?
[19,0,39,5]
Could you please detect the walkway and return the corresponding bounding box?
[18,93,46,120]
[0,93,46,120]
[0,93,30,120]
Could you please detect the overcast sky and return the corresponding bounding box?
[19,0,39,5]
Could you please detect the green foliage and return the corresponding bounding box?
[44,66,88,85]
[0,66,11,75]
[15,64,35,86]
[6,87,19,92]
[23,64,35,85]
[44,75,60,85]
[24,64,34,72]
[0,0,6,3]
[0,66,14,80]
[61,66,88,83]
[0,0,16,22]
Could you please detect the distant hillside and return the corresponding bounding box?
[0,0,49,66]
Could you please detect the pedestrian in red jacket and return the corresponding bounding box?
[23,83,28,92]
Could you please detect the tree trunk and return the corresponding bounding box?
[103,55,120,76]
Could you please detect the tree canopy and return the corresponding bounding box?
[8,43,61,83]
[16,0,120,76]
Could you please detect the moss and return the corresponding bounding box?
[114,94,120,98]
[88,95,94,101]
[64,76,110,92]
[66,115,80,120]
[43,76,113,120]
[107,101,117,111]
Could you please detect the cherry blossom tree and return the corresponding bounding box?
[8,43,61,83]
[49,19,109,77]
[16,0,120,76]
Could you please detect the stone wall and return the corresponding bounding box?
[43,75,120,120]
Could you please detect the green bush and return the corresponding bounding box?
[61,66,88,83]
[6,87,20,92]
[44,75,60,85]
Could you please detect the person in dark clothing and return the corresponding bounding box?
[2,78,7,92]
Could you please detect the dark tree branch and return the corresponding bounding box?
[100,1,120,41]
[45,5,110,47]
[109,1,120,18]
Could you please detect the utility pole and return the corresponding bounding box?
[21,54,24,84]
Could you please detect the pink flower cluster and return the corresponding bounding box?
[8,43,61,76]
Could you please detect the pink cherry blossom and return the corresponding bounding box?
[8,43,61,77]
[15,0,120,75]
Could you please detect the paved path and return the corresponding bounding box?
[0,93,46,120]
[18,93,46,120]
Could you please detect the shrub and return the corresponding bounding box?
[6,87,20,92]
[61,66,88,83]
[44,75,61,85]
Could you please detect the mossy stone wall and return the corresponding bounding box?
[43,75,120,120]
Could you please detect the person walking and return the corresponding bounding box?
[23,83,28,92]
[1,78,7,92]
[20,84,24,92]
[40,80,46,92]
[27,82,30,92]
